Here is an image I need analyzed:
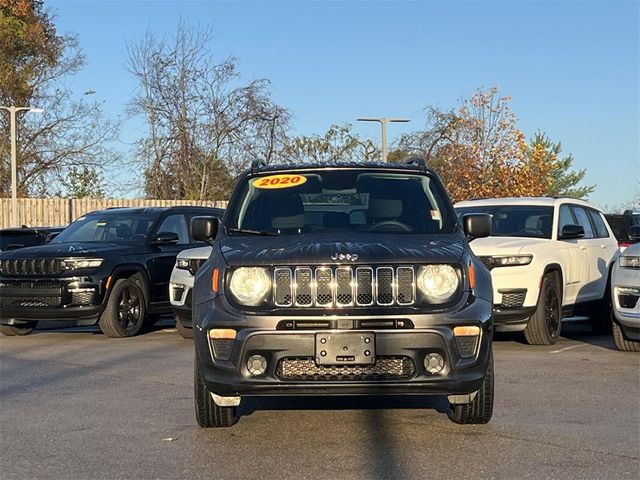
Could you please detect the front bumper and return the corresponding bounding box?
[194,295,493,397]
[169,267,194,307]
[492,306,536,332]
[611,265,640,340]
[0,276,108,325]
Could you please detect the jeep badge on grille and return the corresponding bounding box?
[331,253,358,261]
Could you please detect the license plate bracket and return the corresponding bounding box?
[315,332,375,366]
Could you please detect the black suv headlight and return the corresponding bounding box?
[416,264,460,303]
[62,258,104,271]
[227,267,271,306]
[176,258,206,275]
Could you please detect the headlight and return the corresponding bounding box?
[176,259,190,269]
[417,265,460,303]
[490,255,533,267]
[62,258,103,270]
[228,267,271,306]
[620,256,640,269]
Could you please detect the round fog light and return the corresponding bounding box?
[247,355,267,376]
[424,353,445,374]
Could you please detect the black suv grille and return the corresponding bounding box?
[0,258,65,277]
[277,356,415,381]
[273,266,416,308]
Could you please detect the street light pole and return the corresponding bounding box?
[357,117,410,162]
[0,106,44,227]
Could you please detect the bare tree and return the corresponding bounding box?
[0,1,119,197]
[281,124,379,164]
[127,23,290,200]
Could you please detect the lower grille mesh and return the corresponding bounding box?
[277,356,415,381]
[501,291,526,308]
[618,294,639,309]
[0,296,60,308]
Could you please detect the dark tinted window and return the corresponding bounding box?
[228,170,456,235]
[455,205,553,239]
[588,210,609,238]
[155,214,189,244]
[52,213,155,243]
[571,206,594,239]
[0,231,42,251]
[557,204,576,237]
[605,215,631,242]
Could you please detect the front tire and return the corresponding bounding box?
[448,350,494,424]
[0,322,37,336]
[612,314,640,352]
[175,315,194,339]
[98,279,146,338]
[524,272,562,345]
[194,357,237,428]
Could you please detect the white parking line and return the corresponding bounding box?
[549,344,582,354]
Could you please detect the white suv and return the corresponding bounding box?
[169,246,212,339]
[455,197,619,345]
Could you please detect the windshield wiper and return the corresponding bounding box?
[227,228,278,236]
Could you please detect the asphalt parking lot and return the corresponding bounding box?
[1,319,638,480]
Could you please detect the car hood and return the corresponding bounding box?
[467,236,549,256]
[0,241,142,259]
[218,232,466,266]
[177,246,213,260]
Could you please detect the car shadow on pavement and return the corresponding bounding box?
[30,316,177,335]
[558,319,617,351]
[494,319,617,351]
[238,395,449,479]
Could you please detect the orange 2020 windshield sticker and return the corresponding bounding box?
[252,174,307,189]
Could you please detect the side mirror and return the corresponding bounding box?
[629,225,640,243]
[559,224,585,240]
[45,232,59,243]
[151,231,180,245]
[191,216,219,243]
[463,214,491,240]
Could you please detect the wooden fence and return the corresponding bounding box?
[0,198,228,228]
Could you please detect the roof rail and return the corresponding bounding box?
[405,156,427,173]
[251,159,268,174]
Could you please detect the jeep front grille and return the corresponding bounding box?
[0,258,65,277]
[277,356,415,381]
[273,266,416,308]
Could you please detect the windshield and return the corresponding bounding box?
[456,205,554,239]
[52,213,155,243]
[227,170,456,235]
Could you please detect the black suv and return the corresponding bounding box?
[606,210,640,248]
[191,160,494,427]
[0,226,65,252]
[0,206,224,337]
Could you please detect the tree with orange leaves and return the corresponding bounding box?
[396,87,591,202]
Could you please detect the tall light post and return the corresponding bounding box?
[0,106,44,227]
[357,117,409,162]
